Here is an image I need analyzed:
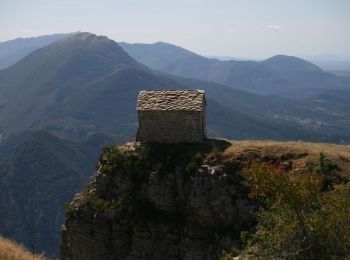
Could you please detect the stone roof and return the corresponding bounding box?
[137,90,205,111]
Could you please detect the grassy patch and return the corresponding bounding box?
[0,236,47,260]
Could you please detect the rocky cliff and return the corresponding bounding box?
[60,140,350,259]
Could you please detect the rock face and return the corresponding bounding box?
[60,140,350,259]
[60,140,256,259]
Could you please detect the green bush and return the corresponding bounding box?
[241,163,350,259]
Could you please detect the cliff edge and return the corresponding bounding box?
[60,140,350,259]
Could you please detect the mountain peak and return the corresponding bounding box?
[118,41,201,71]
[63,31,96,40]
[265,54,309,63]
[22,31,137,70]
[153,41,176,47]
[53,32,115,48]
[63,31,114,42]
[263,54,323,72]
[0,32,141,137]
[2,32,138,84]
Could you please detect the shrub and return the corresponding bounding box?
[318,153,343,190]
[241,163,350,259]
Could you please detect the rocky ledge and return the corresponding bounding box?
[60,140,350,259]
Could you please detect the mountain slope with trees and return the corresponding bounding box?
[0,130,114,255]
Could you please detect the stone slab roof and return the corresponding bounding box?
[137,90,205,111]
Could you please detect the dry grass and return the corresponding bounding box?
[0,236,47,260]
[223,140,350,178]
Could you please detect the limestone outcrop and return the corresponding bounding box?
[60,140,256,259]
[61,140,350,259]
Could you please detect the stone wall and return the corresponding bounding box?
[137,110,205,143]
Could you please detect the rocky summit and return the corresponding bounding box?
[60,140,350,259]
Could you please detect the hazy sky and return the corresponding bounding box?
[1,0,349,59]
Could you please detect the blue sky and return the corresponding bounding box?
[1,0,349,59]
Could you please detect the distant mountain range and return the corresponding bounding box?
[0,32,349,256]
[1,35,349,99]
[0,33,68,70]
[0,33,348,143]
[119,42,350,98]
[0,33,348,142]
[206,55,350,72]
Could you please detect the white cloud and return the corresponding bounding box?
[267,25,281,31]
